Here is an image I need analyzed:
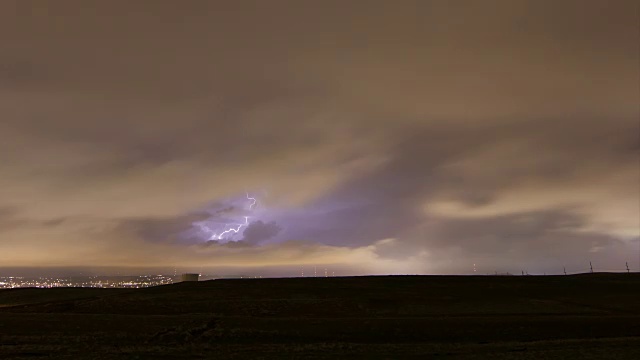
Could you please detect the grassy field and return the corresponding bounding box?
[1,274,639,359]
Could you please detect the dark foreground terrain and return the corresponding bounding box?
[1,274,639,359]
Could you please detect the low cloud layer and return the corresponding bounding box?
[0,0,638,275]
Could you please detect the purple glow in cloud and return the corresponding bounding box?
[191,193,262,242]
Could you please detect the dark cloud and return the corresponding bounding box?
[242,221,282,244]
[202,240,252,248]
[117,213,211,244]
[0,0,637,273]
[425,210,617,254]
[0,207,68,231]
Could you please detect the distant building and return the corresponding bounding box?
[181,273,199,282]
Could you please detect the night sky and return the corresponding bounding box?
[0,1,638,275]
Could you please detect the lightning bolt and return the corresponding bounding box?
[213,216,249,240]
[246,192,257,210]
[209,193,257,240]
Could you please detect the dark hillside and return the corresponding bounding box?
[1,274,639,359]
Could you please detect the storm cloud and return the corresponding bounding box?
[0,0,637,275]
